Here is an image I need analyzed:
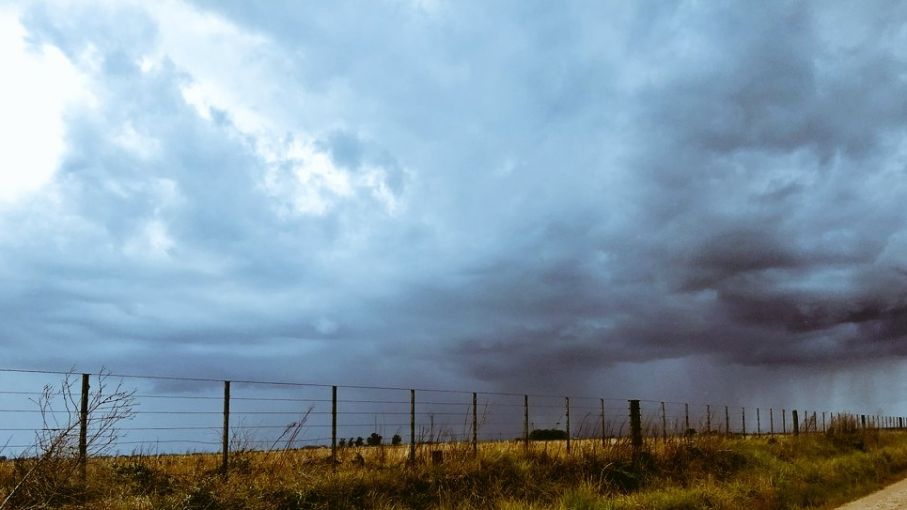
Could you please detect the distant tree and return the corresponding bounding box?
[528,428,568,441]
[338,438,346,448]
[355,436,364,447]
[391,434,402,446]
[366,432,383,446]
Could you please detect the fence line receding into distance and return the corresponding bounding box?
[0,367,900,479]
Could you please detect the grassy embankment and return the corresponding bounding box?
[3,425,907,509]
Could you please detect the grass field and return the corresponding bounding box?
[4,426,907,509]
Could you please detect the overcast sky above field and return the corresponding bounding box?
[3,0,907,410]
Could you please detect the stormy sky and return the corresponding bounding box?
[3,0,907,412]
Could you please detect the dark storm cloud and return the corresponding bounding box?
[3,0,907,406]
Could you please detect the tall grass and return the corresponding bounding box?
[3,425,907,509]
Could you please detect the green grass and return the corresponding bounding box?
[4,429,907,509]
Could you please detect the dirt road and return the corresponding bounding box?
[837,478,907,509]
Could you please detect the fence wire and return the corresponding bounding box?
[0,367,898,462]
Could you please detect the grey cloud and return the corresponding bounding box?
[3,1,907,409]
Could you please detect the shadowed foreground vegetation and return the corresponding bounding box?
[4,426,907,509]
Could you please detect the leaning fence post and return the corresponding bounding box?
[472,392,477,458]
[524,395,530,451]
[331,385,337,471]
[792,409,799,436]
[79,373,90,487]
[629,400,642,453]
[660,402,667,443]
[410,389,416,463]
[565,397,571,454]
[222,380,230,479]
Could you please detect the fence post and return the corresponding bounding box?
[812,412,817,433]
[472,392,477,458]
[724,406,730,436]
[524,395,530,451]
[222,380,230,479]
[684,403,690,436]
[600,398,607,447]
[822,412,826,433]
[742,407,746,436]
[629,400,642,453]
[770,408,774,435]
[792,409,799,436]
[756,408,761,435]
[861,414,866,429]
[79,373,89,487]
[660,402,667,443]
[782,409,786,434]
[331,385,337,471]
[565,397,571,454]
[410,389,416,464]
[706,404,711,434]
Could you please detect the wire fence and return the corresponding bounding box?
[0,367,902,473]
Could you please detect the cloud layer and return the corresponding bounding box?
[2,1,907,406]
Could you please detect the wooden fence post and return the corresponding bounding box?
[79,373,89,487]
[660,402,667,443]
[684,403,690,437]
[770,408,774,435]
[741,407,746,436]
[629,400,642,453]
[524,395,530,451]
[782,409,786,434]
[756,408,761,435]
[222,380,230,479]
[472,392,477,458]
[565,397,571,454]
[706,404,711,434]
[410,389,416,463]
[724,406,730,436]
[600,398,607,447]
[792,409,799,436]
[331,385,337,471]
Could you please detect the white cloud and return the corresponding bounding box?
[143,0,403,217]
[113,121,160,159]
[0,9,91,204]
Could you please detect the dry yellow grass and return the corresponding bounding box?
[4,430,907,509]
